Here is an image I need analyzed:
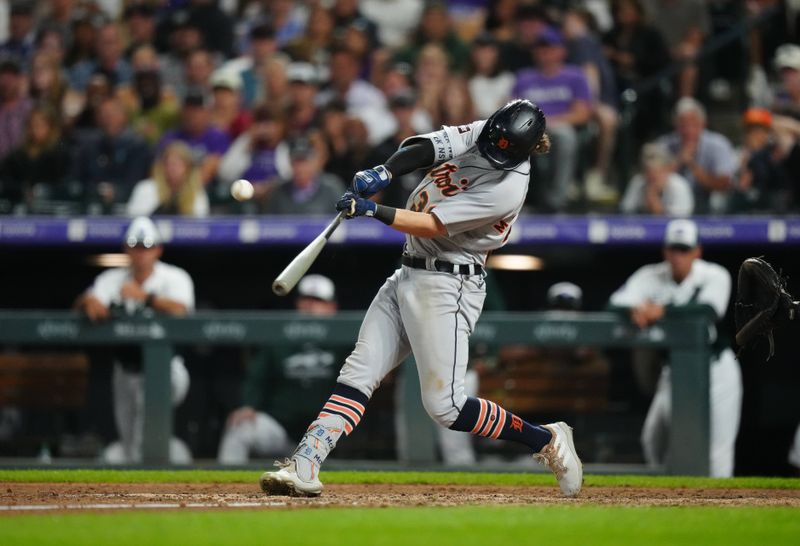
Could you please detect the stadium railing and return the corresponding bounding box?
[0,310,713,475]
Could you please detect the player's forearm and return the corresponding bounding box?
[382,207,447,238]
[149,295,189,316]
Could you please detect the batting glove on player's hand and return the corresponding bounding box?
[336,192,377,219]
[351,165,392,197]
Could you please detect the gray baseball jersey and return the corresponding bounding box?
[400,121,530,265]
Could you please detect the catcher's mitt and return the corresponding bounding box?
[735,257,798,359]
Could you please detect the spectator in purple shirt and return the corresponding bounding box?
[157,90,231,187]
[218,105,290,207]
[0,59,32,162]
[511,27,592,211]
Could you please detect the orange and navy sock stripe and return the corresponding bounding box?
[317,383,369,436]
[451,396,552,452]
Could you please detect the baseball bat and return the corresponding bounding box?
[272,211,345,296]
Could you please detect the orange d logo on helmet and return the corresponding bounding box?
[497,137,509,149]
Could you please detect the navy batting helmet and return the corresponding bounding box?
[477,99,546,169]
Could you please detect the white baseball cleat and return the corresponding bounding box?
[259,459,323,497]
[535,421,583,497]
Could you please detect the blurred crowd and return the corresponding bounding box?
[0,0,799,216]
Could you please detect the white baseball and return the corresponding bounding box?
[231,179,254,201]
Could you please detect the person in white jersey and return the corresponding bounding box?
[75,217,195,464]
[609,219,742,477]
[261,99,583,497]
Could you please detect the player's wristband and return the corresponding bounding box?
[372,204,396,226]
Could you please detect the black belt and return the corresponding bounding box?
[401,255,484,276]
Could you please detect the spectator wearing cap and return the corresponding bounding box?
[218,105,290,205]
[655,98,738,214]
[69,23,134,92]
[0,1,36,67]
[266,136,345,215]
[770,45,800,134]
[608,219,741,477]
[75,217,195,465]
[0,59,32,161]
[209,69,251,139]
[332,0,378,41]
[286,62,320,135]
[157,90,231,187]
[128,141,209,217]
[512,27,592,212]
[72,96,153,209]
[222,24,280,108]
[467,32,514,119]
[317,47,394,145]
[370,91,428,208]
[620,143,694,216]
[218,274,346,465]
[547,282,584,311]
[728,108,790,213]
[123,3,158,58]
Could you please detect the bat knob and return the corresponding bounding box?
[272,280,290,297]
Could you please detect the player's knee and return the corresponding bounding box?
[420,392,459,428]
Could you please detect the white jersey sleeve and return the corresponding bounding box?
[430,172,526,236]
[608,265,656,308]
[696,263,731,318]
[157,265,195,312]
[400,120,487,166]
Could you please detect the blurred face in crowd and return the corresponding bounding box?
[172,27,203,56]
[131,45,160,72]
[251,117,282,148]
[182,104,209,135]
[186,50,214,86]
[334,0,359,18]
[30,53,59,94]
[289,79,316,107]
[0,70,22,102]
[744,124,771,151]
[322,107,347,137]
[517,16,547,45]
[97,99,128,137]
[675,111,704,143]
[471,43,500,75]
[421,7,450,41]
[127,11,156,43]
[344,26,370,59]
[97,25,123,66]
[37,29,65,63]
[329,51,359,90]
[663,245,700,282]
[251,35,278,62]
[85,74,112,108]
[562,11,587,39]
[163,149,191,191]
[534,42,566,71]
[492,0,518,26]
[72,20,96,53]
[52,0,74,18]
[642,159,671,189]
[307,7,335,40]
[290,154,319,188]
[296,296,337,316]
[780,67,800,96]
[126,245,163,275]
[381,66,412,97]
[28,110,55,145]
[212,86,239,110]
[391,104,414,132]
[614,0,642,26]
[10,11,34,40]
[415,45,448,86]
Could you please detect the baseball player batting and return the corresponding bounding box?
[260,99,583,498]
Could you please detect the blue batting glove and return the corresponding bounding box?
[336,192,377,219]
[351,165,392,197]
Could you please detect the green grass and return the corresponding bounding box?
[1,506,798,546]
[0,469,798,489]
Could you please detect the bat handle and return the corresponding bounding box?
[322,211,346,239]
